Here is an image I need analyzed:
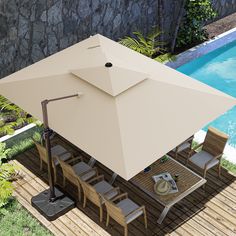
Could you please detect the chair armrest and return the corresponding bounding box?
[125,205,145,218]
[86,173,104,184]
[79,167,98,179]
[103,187,120,198]
[188,142,204,158]
[204,153,223,169]
[111,193,128,202]
[55,150,72,157]
[66,156,83,164]
[175,143,189,153]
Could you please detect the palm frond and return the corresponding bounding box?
[119,37,141,49]
[133,32,149,47]
[119,28,165,58]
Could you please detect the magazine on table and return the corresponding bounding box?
[152,172,179,194]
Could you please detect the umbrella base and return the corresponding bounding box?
[31,188,75,221]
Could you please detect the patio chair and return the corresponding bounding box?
[80,175,120,222]
[187,127,228,178]
[33,139,73,183]
[173,135,194,159]
[57,156,98,201]
[104,193,147,236]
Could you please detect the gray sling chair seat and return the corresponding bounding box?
[187,127,228,179]
[104,193,147,236]
[57,156,98,201]
[33,139,73,183]
[80,175,120,222]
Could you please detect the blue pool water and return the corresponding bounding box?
[177,40,236,147]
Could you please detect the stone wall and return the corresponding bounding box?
[0,0,161,78]
[212,0,236,19]
[0,0,236,79]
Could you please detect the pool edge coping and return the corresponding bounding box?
[166,26,236,69]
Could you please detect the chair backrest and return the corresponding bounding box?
[80,180,102,207]
[187,135,194,145]
[57,158,78,186]
[202,127,228,156]
[33,140,48,164]
[104,199,125,226]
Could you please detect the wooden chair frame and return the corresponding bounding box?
[186,127,228,179]
[57,156,98,201]
[105,193,147,236]
[33,139,73,183]
[80,175,120,222]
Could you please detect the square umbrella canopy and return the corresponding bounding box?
[0,34,235,180]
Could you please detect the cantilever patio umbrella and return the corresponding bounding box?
[0,34,236,180]
[1,35,236,220]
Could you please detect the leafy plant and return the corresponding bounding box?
[155,53,176,63]
[0,181,14,208]
[0,143,11,162]
[0,95,36,137]
[0,143,18,208]
[119,29,165,59]
[176,0,217,49]
[221,158,236,175]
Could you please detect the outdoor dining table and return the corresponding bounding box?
[130,155,206,224]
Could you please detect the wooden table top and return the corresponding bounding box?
[130,156,205,206]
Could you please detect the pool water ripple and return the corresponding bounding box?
[177,40,236,147]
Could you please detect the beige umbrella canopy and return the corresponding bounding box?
[0,34,235,180]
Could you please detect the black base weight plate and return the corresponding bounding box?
[31,188,75,221]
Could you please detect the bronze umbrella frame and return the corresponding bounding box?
[31,94,79,221]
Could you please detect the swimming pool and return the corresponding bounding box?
[177,40,236,147]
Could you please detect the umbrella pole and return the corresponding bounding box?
[41,100,56,201]
[31,93,80,220]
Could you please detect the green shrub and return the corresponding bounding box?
[155,53,176,63]
[119,29,165,59]
[0,143,18,207]
[0,95,36,137]
[176,0,217,48]
[0,127,43,207]
[221,158,236,175]
[0,199,53,236]
[7,130,42,159]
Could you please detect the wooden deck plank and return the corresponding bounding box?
[19,179,84,236]
[66,210,101,236]
[71,208,110,236]
[197,210,234,236]
[11,136,236,236]
[13,158,111,236]
[54,136,236,235]
[201,207,236,235]
[13,189,52,228]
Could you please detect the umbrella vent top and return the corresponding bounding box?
[71,38,149,96]
[105,62,113,68]
[71,59,148,97]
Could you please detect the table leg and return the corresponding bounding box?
[157,206,171,224]
[109,173,118,185]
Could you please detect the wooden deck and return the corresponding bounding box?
[13,135,236,236]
